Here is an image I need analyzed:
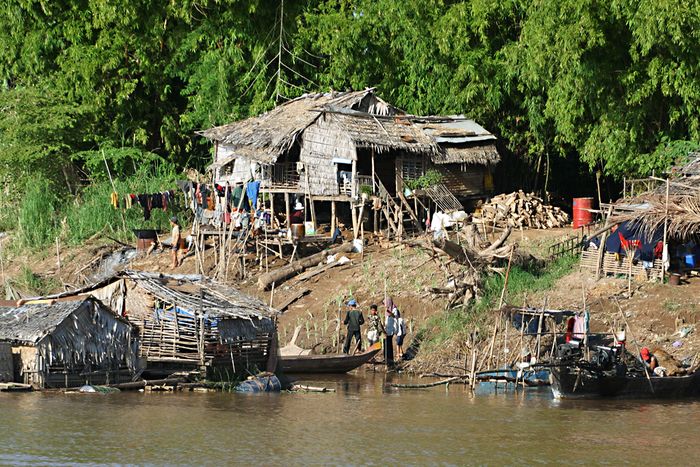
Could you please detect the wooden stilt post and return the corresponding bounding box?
[331,200,337,236]
[270,191,276,228]
[350,202,358,240]
[285,192,291,229]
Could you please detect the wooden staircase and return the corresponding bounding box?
[374,175,424,239]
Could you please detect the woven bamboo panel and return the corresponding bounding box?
[580,250,662,281]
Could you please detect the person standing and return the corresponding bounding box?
[343,299,364,354]
[169,216,181,269]
[384,297,397,365]
[396,312,407,359]
[366,304,384,346]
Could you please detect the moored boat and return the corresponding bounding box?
[278,343,381,374]
[550,344,700,399]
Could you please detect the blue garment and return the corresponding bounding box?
[246,181,261,209]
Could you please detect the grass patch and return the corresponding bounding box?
[9,265,61,296]
[419,254,578,351]
[12,166,184,250]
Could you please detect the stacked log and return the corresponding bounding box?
[473,191,569,229]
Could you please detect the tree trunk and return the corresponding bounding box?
[257,242,353,290]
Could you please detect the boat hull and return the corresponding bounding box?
[551,366,700,399]
[278,344,381,374]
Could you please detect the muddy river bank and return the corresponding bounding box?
[2,373,699,465]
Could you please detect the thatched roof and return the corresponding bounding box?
[0,297,136,369]
[434,145,500,165]
[0,297,130,345]
[198,89,405,163]
[323,111,440,155]
[122,271,277,322]
[43,271,278,322]
[609,194,700,240]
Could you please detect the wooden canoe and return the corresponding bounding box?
[278,343,381,374]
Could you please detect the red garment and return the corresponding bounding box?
[565,317,576,343]
[618,232,641,250]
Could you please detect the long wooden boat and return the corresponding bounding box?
[550,364,700,399]
[278,343,381,374]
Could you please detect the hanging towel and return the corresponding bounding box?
[246,181,261,209]
[110,192,119,209]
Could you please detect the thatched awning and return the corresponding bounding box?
[432,144,500,165]
[609,194,700,240]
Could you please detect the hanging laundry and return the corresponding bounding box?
[110,192,119,209]
[138,194,151,221]
[124,194,133,209]
[246,181,261,210]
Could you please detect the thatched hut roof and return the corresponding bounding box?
[0,297,136,369]
[42,271,278,323]
[671,151,700,177]
[198,89,406,163]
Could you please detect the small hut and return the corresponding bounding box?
[0,297,137,388]
[414,117,500,200]
[47,271,278,378]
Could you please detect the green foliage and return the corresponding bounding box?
[1,0,700,219]
[405,169,444,190]
[17,177,61,249]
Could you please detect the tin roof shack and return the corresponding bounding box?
[0,297,137,389]
[415,117,500,201]
[65,271,278,378]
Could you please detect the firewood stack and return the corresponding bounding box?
[473,191,570,229]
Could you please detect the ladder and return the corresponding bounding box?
[424,183,463,213]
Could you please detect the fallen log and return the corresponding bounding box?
[257,242,354,290]
[275,288,311,312]
[107,378,183,390]
[388,376,466,388]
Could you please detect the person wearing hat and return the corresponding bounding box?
[640,347,658,372]
[169,216,181,269]
[343,299,365,354]
[290,201,305,224]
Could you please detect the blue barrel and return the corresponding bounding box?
[235,375,282,393]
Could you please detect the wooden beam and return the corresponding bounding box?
[285,192,291,229]
[331,200,336,235]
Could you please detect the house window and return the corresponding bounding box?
[401,156,426,182]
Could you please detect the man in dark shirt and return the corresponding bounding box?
[343,299,365,354]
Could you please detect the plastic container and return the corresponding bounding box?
[685,254,696,268]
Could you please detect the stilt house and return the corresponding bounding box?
[0,297,137,388]
[48,271,278,378]
[198,89,500,237]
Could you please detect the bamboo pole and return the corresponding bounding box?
[498,245,515,309]
[662,177,670,280]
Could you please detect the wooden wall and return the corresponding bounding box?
[436,164,487,197]
[0,342,12,382]
[300,115,356,196]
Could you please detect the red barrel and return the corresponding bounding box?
[572,197,594,229]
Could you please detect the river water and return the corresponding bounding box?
[2,373,699,466]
